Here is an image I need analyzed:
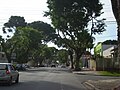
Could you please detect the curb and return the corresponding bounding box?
[112,84,120,90]
[72,71,100,76]
[83,82,99,90]
[83,80,120,90]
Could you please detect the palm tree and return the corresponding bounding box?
[111,0,120,72]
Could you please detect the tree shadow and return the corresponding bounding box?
[0,80,86,90]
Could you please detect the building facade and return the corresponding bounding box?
[94,42,117,58]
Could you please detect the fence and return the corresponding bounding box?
[96,57,119,72]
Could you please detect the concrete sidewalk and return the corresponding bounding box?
[84,79,120,90]
[72,71,120,90]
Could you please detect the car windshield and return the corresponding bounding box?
[0,64,7,70]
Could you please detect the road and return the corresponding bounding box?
[0,67,119,90]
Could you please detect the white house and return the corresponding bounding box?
[102,45,117,58]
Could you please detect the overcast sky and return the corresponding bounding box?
[0,0,117,47]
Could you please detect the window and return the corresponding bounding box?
[0,64,6,70]
[9,65,15,71]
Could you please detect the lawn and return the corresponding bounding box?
[99,71,120,77]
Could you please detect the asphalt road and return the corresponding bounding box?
[0,67,119,90]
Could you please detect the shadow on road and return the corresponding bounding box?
[0,80,85,90]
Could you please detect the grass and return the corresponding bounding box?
[99,71,120,76]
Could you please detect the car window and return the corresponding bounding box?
[0,64,6,70]
[9,65,15,71]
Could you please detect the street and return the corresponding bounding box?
[0,67,119,90]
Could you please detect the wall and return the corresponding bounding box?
[103,45,117,58]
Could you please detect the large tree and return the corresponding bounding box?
[45,0,105,70]
[13,27,42,63]
[0,37,18,63]
[1,16,27,63]
[3,16,27,38]
[1,27,42,63]
[28,21,56,43]
[111,0,120,71]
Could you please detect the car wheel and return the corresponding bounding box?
[8,78,12,86]
[15,76,19,83]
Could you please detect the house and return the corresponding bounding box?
[94,42,117,71]
[94,42,117,58]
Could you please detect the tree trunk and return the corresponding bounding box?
[111,0,120,72]
[68,50,74,69]
[70,53,74,69]
[118,26,120,72]
[74,50,81,71]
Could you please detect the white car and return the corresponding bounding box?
[0,63,19,85]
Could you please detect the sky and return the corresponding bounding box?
[0,0,117,48]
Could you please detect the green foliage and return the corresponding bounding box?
[45,0,104,70]
[45,0,103,50]
[57,49,68,64]
[41,46,57,60]
[0,38,18,63]
[99,71,120,76]
[4,16,27,28]
[2,16,58,64]
[3,16,27,38]
[12,27,42,63]
[28,21,56,42]
[33,45,58,65]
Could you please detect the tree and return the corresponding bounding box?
[3,16,27,38]
[1,26,43,63]
[0,37,18,63]
[103,40,117,45]
[28,21,56,42]
[13,27,42,63]
[45,0,104,70]
[57,49,69,65]
[111,0,120,72]
[41,46,58,65]
[68,49,74,69]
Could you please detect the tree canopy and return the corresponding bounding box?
[3,16,27,38]
[28,21,56,42]
[45,0,104,70]
[1,16,57,64]
[103,40,117,45]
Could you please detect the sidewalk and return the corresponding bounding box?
[84,79,120,90]
[72,70,120,90]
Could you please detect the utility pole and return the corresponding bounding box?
[117,0,120,72]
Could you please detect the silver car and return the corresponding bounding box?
[0,63,19,85]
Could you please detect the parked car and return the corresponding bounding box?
[0,63,19,85]
[51,64,56,68]
[16,64,26,71]
[61,65,66,68]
